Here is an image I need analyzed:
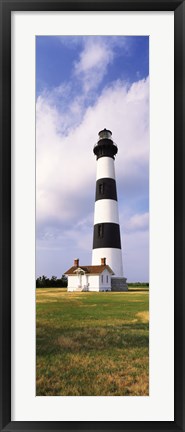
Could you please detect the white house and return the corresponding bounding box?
[65,258,114,292]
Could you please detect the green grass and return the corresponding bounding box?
[36,288,149,396]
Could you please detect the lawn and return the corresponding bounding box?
[36,288,149,396]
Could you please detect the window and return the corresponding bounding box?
[101,275,103,283]
[106,275,109,283]
[99,183,104,194]
[98,224,103,238]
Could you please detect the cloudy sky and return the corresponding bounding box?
[36,36,149,282]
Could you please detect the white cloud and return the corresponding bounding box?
[36,76,149,220]
[125,212,149,233]
[122,229,149,282]
[75,42,112,73]
[74,39,114,93]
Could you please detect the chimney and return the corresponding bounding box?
[101,257,106,266]
[74,258,79,267]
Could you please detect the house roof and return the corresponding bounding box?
[64,265,114,276]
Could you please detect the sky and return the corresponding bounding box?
[36,36,149,282]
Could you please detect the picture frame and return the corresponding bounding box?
[0,0,184,431]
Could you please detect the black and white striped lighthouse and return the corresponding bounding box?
[92,129,128,291]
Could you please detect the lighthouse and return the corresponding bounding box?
[92,129,128,291]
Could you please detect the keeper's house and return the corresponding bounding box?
[64,258,114,292]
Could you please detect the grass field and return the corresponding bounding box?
[36,288,149,396]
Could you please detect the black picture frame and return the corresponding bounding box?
[0,1,184,431]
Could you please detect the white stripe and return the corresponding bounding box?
[94,199,119,225]
[96,157,115,180]
[92,248,124,277]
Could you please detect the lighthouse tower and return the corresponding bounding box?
[92,129,128,291]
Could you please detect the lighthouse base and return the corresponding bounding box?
[111,277,128,292]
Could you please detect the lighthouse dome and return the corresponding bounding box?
[98,128,112,140]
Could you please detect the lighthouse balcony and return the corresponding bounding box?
[93,140,117,151]
[93,141,118,160]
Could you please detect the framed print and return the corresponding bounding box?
[0,0,185,431]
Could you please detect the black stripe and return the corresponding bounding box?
[95,178,117,201]
[93,223,121,249]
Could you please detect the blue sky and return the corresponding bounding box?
[36,36,149,282]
